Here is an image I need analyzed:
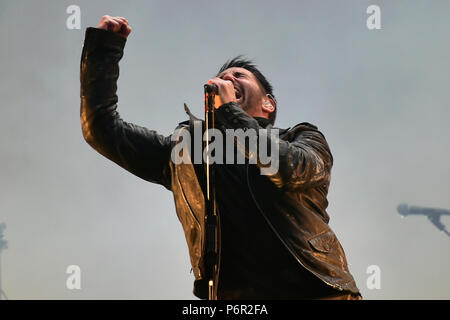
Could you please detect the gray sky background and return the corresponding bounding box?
[1,0,449,299]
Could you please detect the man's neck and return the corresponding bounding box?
[253,117,270,128]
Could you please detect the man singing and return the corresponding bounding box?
[80,15,361,300]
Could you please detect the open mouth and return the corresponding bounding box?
[234,88,243,103]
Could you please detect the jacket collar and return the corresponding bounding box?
[181,103,291,134]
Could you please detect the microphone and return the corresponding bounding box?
[204,84,218,94]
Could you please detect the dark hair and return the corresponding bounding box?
[217,56,277,125]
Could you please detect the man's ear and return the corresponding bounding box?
[262,95,275,114]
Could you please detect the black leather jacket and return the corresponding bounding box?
[80,27,360,299]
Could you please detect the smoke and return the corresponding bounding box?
[0,223,7,251]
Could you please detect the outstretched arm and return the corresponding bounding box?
[80,16,172,189]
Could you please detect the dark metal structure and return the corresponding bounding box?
[398,203,450,236]
[203,84,219,300]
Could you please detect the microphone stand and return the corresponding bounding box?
[204,84,219,300]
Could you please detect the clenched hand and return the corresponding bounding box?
[97,15,132,39]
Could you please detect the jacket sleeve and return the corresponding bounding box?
[80,27,172,190]
[214,102,333,191]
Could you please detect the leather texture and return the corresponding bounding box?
[80,27,360,299]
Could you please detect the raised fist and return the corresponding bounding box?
[97,15,131,39]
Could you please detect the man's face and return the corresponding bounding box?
[218,67,267,117]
